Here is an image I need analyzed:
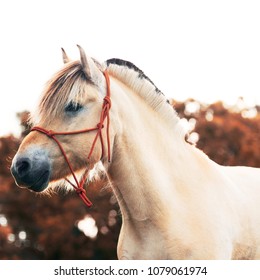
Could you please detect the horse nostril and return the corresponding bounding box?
[16,158,31,177]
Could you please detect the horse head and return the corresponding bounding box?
[11,46,112,196]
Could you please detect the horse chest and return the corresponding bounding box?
[117,219,169,260]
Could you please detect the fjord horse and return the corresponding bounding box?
[11,46,260,259]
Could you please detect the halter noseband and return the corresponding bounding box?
[31,71,111,207]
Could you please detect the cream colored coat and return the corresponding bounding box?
[106,72,260,259]
[12,48,260,259]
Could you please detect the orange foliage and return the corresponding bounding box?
[173,99,260,167]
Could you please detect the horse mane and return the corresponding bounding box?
[105,58,180,127]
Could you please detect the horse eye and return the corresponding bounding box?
[65,102,83,113]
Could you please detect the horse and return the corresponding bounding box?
[11,45,260,260]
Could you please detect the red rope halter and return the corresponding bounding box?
[31,71,111,207]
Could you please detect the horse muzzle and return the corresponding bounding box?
[11,150,51,192]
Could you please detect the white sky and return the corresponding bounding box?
[1,0,260,136]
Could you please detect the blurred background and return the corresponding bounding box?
[0,0,260,259]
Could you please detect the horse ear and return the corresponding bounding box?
[61,48,70,64]
[77,45,102,84]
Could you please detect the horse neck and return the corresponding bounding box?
[107,77,194,222]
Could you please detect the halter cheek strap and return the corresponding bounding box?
[31,71,111,207]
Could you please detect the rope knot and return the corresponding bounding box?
[103,96,111,109]
[46,130,55,137]
[76,188,86,195]
[96,123,104,130]
[31,127,55,138]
